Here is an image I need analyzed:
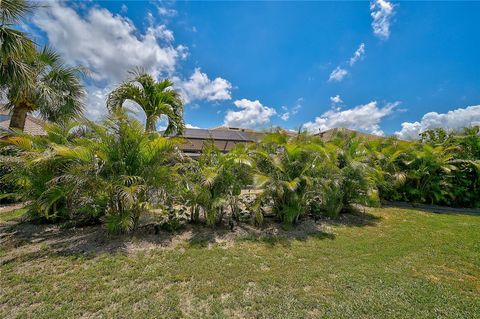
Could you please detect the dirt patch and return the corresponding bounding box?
[0,203,24,213]
[0,211,380,265]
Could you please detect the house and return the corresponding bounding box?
[315,127,382,141]
[167,126,303,157]
[169,127,260,157]
[0,108,47,136]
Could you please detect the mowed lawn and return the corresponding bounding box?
[0,207,479,318]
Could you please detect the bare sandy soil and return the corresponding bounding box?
[0,203,24,213]
[2,199,478,268]
[0,208,379,266]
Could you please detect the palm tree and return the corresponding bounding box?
[107,70,185,134]
[252,132,325,225]
[0,0,35,87]
[333,133,380,205]
[2,110,181,231]
[179,142,252,226]
[402,143,458,205]
[4,46,86,130]
[365,137,409,201]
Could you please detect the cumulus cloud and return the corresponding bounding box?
[224,99,277,129]
[330,95,343,104]
[31,2,188,119]
[370,0,396,40]
[84,85,110,119]
[174,68,232,104]
[328,67,348,82]
[395,105,480,140]
[349,43,365,66]
[303,101,399,136]
[32,2,232,121]
[33,2,185,83]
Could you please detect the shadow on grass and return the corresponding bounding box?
[326,209,381,228]
[0,210,380,264]
[383,201,480,216]
[186,210,380,248]
[237,231,336,248]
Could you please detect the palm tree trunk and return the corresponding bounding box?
[145,117,156,133]
[9,103,29,131]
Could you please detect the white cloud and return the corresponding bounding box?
[174,68,232,104]
[395,105,480,140]
[304,101,398,136]
[32,2,232,121]
[31,1,187,121]
[328,67,348,82]
[281,112,290,121]
[33,2,185,83]
[155,116,203,131]
[330,95,343,104]
[349,43,365,66]
[84,85,110,119]
[370,0,396,40]
[224,99,277,129]
[158,7,177,17]
[292,103,302,115]
[329,44,365,83]
[280,98,302,121]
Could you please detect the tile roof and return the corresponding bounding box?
[315,127,382,141]
[164,128,255,142]
[0,108,47,136]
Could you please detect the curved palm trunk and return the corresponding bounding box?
[9,103,29,131]
[145,116,156,133]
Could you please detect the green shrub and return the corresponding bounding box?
[1,111,181,232]
[251,132,326,225]
[369,126,480,207]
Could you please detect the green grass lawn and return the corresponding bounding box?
[1,207,479,318]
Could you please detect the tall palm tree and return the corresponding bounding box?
[107,70,185,134]
[5,46,86,130]
[0,0,36,97]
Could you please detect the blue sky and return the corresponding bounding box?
[28,1,480,139]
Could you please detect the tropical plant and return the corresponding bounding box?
[223,144,254,221]
[0,120,83,221]
[368,127,479,207]
[402,143,457,204]
[319,131,380,217]
[366,137,409,201]
[179,142,252,226]
[0,0,36,91]
[4,46,86,130]
[251,131,326,226]
[107,70,185,134]
[1,110,181,232]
